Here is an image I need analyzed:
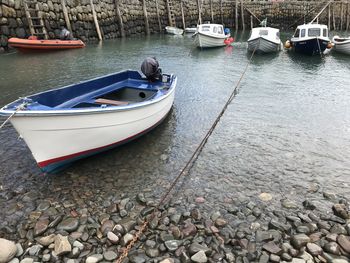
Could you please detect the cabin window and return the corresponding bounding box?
[202,25,210,31]
[308,28,321,37]
[276,32,280,38]
[218,27,223,34]
[323,28,327,37]
[259,30,268,36]
[301,29,305,37]
[213,26,217,33]
[294,29,300,37]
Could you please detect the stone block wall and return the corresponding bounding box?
[0,0,349,50]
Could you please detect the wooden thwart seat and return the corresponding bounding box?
[95,98,129,106]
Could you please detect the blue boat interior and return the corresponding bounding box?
[6,70,173,111]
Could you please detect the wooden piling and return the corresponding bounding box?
[181,0,186,29]
[250,15,253,29]
[346,2,350,31]
[210,0,213,22]
[220,0,223,25]
[328,5,331,30]
[90,0,102,41]
[341,2,344,31]
[61,0,72,35]
[155,0,162,33]
[332,3,336,31]
[240,0,245,31]
[235,0,238,31]
[197,0,202,24]
[142,0,150,35]
[114,0,125,38]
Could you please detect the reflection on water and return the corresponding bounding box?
[0,32,350,211]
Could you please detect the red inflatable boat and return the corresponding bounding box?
[8,37,85,51]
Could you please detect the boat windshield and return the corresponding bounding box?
[259,29,268,36]
[308,28,321,37]
[323,28,328,37]
[201,25,210,32]
[294,29,300,37]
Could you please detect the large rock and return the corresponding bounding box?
[337,235,350,253]
[56,217,79,232]
[0,238,17,263]
[54,234,71,256]
[291,234,310,249]
[191,251,207,263]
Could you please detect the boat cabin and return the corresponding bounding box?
[292,24,329,39]
[197,23,226,36]
[249,27,280,40]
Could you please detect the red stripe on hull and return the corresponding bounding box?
[37,113,170,169]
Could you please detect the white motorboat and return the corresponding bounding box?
[247,27,282,53]
[193,23,229,48]
[184,27,197,33]
[0,70,177,173]
[332,36,350,55]
[165,26,184,35]
[286,23,331,55]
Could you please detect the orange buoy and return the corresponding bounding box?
[284,40,291,49]
[327,42,333,49]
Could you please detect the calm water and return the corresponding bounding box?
[0,32,349,216]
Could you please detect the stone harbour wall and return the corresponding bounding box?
[0,0,349,50]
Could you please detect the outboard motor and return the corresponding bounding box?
[141,57,162,81]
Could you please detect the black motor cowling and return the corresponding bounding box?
[141,57,162,81]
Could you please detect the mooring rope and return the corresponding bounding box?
[115,40,260,263]
[0,102,27,130]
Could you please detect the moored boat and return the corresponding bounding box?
[184,27,197,33]
[332,36,350,55]
[165,26,184,35]
[193,23,230,48]
[247,27,282,53]
[8,37,85,51]
[0,69,176,173]
[285,23,331,55]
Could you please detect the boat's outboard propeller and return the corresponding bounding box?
[141,57,162,81]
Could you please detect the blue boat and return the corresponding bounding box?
[287,23,331,55]
[0,69,177,173]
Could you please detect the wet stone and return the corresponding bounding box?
[306,242,323,256]
[0,238,17,263]
[37,234,55,246]
[333,204,350,220]
[259,252,269,263]
[164,240,179,251]
[270,254,280,262]
[121,233,134,246]
[291,234,310,249]
[262,241,282,255]
[20,258,34,263]
[28,244,42,256]
[86,254,103,263]
[37,201,51,211]
[324,241,341,255]
[34,219,49,236]
[104,250,118,261]
[54,234,71,256]
[337,235,350,253]
[189,242,210,255]
[57,218,79,232]
[191,250,207,263]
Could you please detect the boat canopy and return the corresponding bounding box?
[249,27,280,41]
[293,24,328,39]
[197,23,225,36]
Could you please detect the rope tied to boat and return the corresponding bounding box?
[0,101,29,130]
[115,40,260,263]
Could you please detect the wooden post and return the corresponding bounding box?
[332,3,336,31]
[114,0,125,38]
[346,2,350,31]
[61,0,72,35]
[341,2,344,31]
[328,5,331,30]
[90,0,102,40]
[155,0,162,32]
[235,0,238,31]
[220,0,223,25]
[240,0,245,31]
[197,0,202,24]
[250,15,253,29]
[181,0,185,29]
[142,0,150,35]
[210,0,213,22]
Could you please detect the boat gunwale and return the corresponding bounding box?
[247,36,281,46]
[196,31,227,40]
[0,71,177,117]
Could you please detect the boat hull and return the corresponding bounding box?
[332,39,350,55]
[165,26,184,35]
[247,37,281,53]
[9,88,175,173]
[290,37,329,55]
[8,37,85,51]
[194,32,226,48]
